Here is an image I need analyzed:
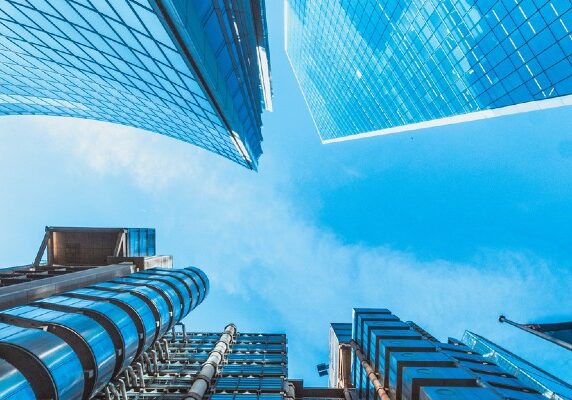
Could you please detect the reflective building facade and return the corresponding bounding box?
[286,0,572,142]
[0,1,272,169]
[6,228,569,400]
[327,308,571,400]
[462,331,572,400]
[0,265,209,399]
[328,323,352,389]
[0,226,345,400]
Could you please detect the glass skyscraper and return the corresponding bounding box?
[0,1,272,169]
[328,308,572,400]
[286,0,572,142]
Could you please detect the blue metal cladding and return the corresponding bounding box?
[349,308,548,400]
[0,266,209,400]
[92,281,172,338]
[138,266,209,309]
[0,305,116,398]
[70,286,160,354]
[0,322,84,400]
[113,275,183,324]
[0,1,272,169]
[286,0,572,142]
[331,322,352,343]
[0,359,35,400]
[34,295,140,375]
[126,272,187,317]
[127,228,156,257]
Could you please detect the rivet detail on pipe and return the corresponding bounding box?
[184,324,236,400]
[349,340,391,400]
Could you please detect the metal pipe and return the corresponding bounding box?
[142,353,152,374]
[136,363,145,388]
[150,350,159,374]
[162,338,170,360]
[283,381,296,400]
[118,379,128,400]
[155,341,165,360]
[337,343,352,389]
[343,388,353,400]
[123,369,131,387]
[126,366,138,388]
[349,340,390,400]
[107,383,120,400]
[176,322,187,343]
[499,315,572,352]
[183,324,236,400]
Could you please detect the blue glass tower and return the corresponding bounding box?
[286,0,572,142]
[0,1,272,169]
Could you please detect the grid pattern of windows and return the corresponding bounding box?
[105,329,287,399]
[213,333,287,396]
[232,343,285,352]
[286,0,572,141]
[222,364,286,376]
[211,395,283,400]
[168,0,271,164]
[349,309,549,400]
[227,353,286,363]
[127,227,155,256]
[0,0,270,168]
[215,377,283,391]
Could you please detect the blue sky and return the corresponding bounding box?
[0,2,572,389]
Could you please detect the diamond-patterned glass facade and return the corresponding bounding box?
[285,0,572,142]
[0,0,272,169]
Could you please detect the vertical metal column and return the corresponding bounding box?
[349,341,390,400]
[184,324,236,400]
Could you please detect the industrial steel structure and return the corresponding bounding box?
[328,308,572,400]
[3,228,570,400]
[0,265,208,399]
[0,226,168,310]
[0,227,350,400]
[0,226,210,399]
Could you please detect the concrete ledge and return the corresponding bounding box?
[107,255,172,270]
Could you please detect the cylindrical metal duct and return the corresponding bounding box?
[137,267,208,309]
[0,358,35,399]
[67,286,158,356]
[0,305,116,399]
[34,295,140,376]
[0,322,84,399]
[0,266,209,400]
[115,275,184,323]
[91,281,172,340]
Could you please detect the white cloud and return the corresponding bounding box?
[40,116,572,383]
